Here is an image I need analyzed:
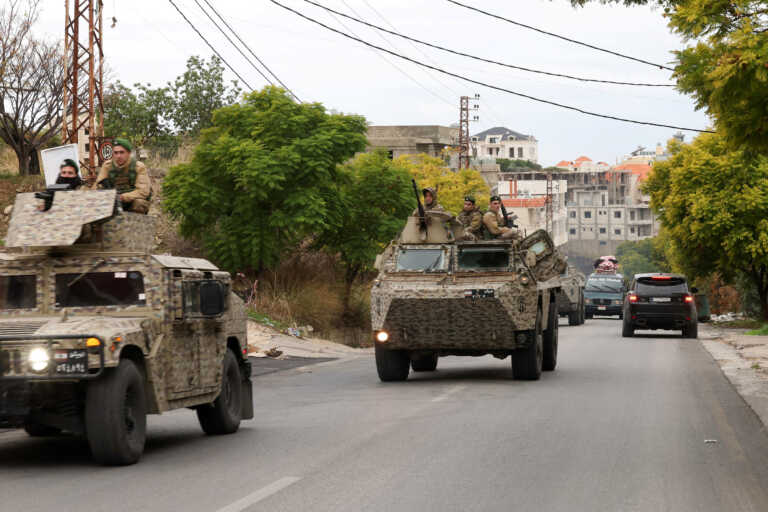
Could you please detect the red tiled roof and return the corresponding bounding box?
[614,163,652,180]
[503,197,548,208]
[555,160,571,167]
[575,156,592,162]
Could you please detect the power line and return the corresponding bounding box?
[270,0,712,133]
[302,0,674,87]
[200,0,301,102]
[446,0,675,72]
[167,0,254,90]
[193,0,274,87]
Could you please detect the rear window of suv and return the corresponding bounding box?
[636,277,687,295]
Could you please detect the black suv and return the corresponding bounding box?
[622,273,698,338]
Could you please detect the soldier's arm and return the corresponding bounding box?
[121,163,151,201]
[482,212,503,235]
[91,164,109,190]
[469,211,483,232]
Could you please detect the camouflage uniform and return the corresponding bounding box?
[412,187,446,216]
[457,207,484,241]
[483,210,521,240]
[93,157,151,214]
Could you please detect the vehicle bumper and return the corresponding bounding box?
[629,312,693,330]
[0,334,106,381]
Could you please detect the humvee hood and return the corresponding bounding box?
[0,316,147,340]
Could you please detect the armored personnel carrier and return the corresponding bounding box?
[557,265,586,326]
[371,210,567,381]
[0,188,252,465]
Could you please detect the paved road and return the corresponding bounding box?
[2,319,768,512]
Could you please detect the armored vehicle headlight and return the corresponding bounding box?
[28,347,49,372]
[376,331,389,342]
[86,337,101,347]
[520,275,530,285]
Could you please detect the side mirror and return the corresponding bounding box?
[200,281,225,316]
[691,287,699,294]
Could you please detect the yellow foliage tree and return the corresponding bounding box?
[394,154,490,215]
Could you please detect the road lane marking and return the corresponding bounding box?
[215,476,301,512]
[431,385,467,403]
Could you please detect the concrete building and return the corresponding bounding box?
[366,125,458,159]
[471,127,539,164]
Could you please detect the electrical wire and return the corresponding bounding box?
[302,0,672,87]
[167,0,254,90]
[200,0,301,102]
[446,0,675,72]
[270,0,712,133]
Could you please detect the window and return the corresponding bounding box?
[489,137,497,143]
[458,247,509,270]
[599,227,606,234]
[584,211,592,219]
[55,272,146,308]
[636,277,687,295]
[488,148,493,156]
[569,228,576,235]
[471,137,478,142]
[599,241,607,245]
[630,227,635,233]
[396,249,446,272]
[509,148,514,158]
[614,228,621,235]
[630,211,636,220]
[569,211,576,218]
[517,147,523,158]
[387,150,394,160]
[614,211,622,218]
[586,276,624,292]
[0,275,36,309]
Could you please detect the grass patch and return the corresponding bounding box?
[713,318,764,330]
[746,324,768,336]
[247,310,289,331]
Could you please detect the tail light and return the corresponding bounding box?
[628,294,638,303]
[684,294,694,303]
[651,275,672,280]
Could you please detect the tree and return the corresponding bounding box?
[496,158,542,172]
[615,238,669,281]
[570,0,768,153]
[103,81,174,150]
[0,0,64,175]
[320,150,413,316]
[395,154,490,214]
[643,132,768,319]
[169,56,241,137]
[163,86,367,274]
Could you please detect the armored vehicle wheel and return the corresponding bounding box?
[622,318,634,338]
[197,350,243,435]
[85,359,147,466]
[411,353,438,372]
[585,312,593,320]
[568,310,579,326]
[24,422,61,437]
[543,303,558,372]
[682,321,698,339]
[375,344,410,382]
[512,311,543,381]
[579,295,586,324]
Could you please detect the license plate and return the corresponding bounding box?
[54,349,88,374]
[598,306,607,310]
[652,297,672,303]
[465,289,494,298]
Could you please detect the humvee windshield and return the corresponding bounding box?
[458,247,509,270]
[396,249,446,272]
[55,271,147,307]
[0,275,36,309]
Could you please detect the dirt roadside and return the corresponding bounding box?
[699,323,768,431]
[247,320,372,359]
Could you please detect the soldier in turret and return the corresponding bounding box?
[93,139,151,214]
[412,186,445,216]
[483,195,520,240]
[56,159,84,190]
[457,195,484,241]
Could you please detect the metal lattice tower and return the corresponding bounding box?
[458,96,470,169]
[62,0,104,178]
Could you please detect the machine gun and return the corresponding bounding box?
[499,201,519,229]
[412,179,428,238]
[34,184,72,212]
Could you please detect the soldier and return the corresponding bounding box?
[93,138,151,214]
[412,186,446,216]
[55,159,83,190]
[457,195,483,241]
[483,195,520,240]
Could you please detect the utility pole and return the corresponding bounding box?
[62,0,106,180]
[458,94,479,169]
[545,171,553,234]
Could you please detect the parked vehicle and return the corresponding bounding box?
[584,273,625,318]
[622,273,698,338]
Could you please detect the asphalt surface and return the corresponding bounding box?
[3,318,768,512]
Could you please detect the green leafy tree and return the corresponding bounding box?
[103,81,174,149]
[163,86,367,274]
[320,150,413,316]
[496,158,542,172]
[643,132,768,318]
[615,238,669,281]
[570,0,768,152]
[169,55,242,137]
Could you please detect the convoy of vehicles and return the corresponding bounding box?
[622,273,698,338]
[557,265,586,326]
[0,189,253,465]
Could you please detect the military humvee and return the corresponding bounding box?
[371,211,567,382]
[557,265,586,326]
[0,189,252,465]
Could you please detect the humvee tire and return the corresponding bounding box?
[24,423,61,437]
[411,353,438,372]
[622,318,634,338]
[197,350,243,435]
[543,303,558,372]
[85,359,147,466]
[512,311,543,381]
[375,345,410,382]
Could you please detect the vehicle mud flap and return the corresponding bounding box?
[241,361,254,420]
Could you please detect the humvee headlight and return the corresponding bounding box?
[520,275,530,285]
[86,337,101,347]
[376,331,389,343]
[28,348,49,372]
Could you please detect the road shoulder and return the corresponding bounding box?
[699,324,768,431]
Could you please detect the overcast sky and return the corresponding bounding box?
[35,0,709,165]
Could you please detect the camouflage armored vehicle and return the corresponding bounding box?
[0,189,253,465]
[371,211,567,382]
[557,265,586,326]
